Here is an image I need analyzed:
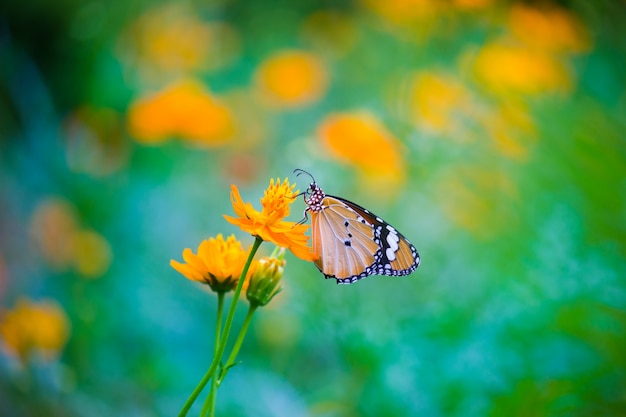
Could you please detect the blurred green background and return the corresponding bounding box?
[1,0,625,416]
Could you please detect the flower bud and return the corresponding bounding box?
[246,252,286,307]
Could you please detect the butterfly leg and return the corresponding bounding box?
[295,208,310,225]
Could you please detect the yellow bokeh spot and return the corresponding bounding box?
[123,4,240,75]
[474,43,572,95]
[0,298,70,362]
[256,312,300,349]
[508,5,591,54]
[318,112,406,185]
[452,0,494,10]
[301,10,357,56]
[30,198,112,278]
[361,0,438,24]
[127,80,236,146]
[255,50,328,108]
[409,71,475,136]
[72,229,113,278]
[481,102,537,160]
[436,167,518,238]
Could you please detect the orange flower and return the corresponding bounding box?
[318,112,406,185]
[224,178,315,261]
[255,50,328,108]
[170,234,249,293]
[0,298,70,363]
[127,79,236,146]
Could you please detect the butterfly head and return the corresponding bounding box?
[303,182,326,212]
[294,168,326,212]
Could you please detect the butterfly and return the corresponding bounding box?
[295,169,420,284]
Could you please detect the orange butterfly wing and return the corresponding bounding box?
[311,195,420,284]
[311,196,380,281]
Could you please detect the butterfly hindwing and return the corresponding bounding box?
[333,195,420,278]
[312,195,419,284]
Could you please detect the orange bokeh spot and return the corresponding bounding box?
[127,80,236,146]
[509,5,591,54]
[255,50,328,108]
[318,112,406,184]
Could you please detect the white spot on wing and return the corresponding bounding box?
[385,227,400,260]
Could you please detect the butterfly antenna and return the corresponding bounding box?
[293,168,316,184]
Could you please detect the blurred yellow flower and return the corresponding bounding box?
[255,50,328,108]
[436,167,518,238]
[474,43,572,95]
[0,298,70,363]
[121,4,240,75]
[508,5,590,54]
[224,179,315,261]
[30,198,112,278]
[409,72,475,136]
[361,0,438,24]
[127,80,236,146]
[170,234,249,293]
[301,10,357,57]
[481,102,537,160]
[452,0,494,10]
[318,112,406,185]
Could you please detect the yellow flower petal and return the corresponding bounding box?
[171,234,249,292]
[224,179,315,262]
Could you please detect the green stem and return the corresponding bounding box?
[178,236,263,417]
[218,304,258,385]
[199,292,225,417]
[202,305,257,417]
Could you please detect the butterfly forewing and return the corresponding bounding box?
[311,197,380,281]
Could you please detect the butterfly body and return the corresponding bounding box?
[302,180,420,284]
